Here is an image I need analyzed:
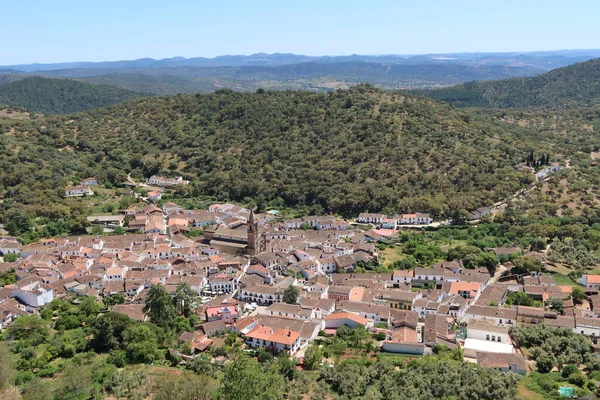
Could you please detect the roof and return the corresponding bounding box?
[464,338,513,354]
[466,305,517,320]
[111,304,146,321]
[476,352,526,370]
[585,275,600,284]
[324,311,368,326]
[246,324,300,346]
[468,319,509,335]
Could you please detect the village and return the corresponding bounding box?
[0,169,591,378]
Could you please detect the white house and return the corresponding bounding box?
[245,325,301,355]
[467,320,509,344]
[209,275,236,294]
[579,275,600,289]
[65,186,94,197]
[462,306,517,327]
[0,239,21,255]
[357,213,385,224]
[11,282,54,308]
[392,270,413,286]
[575,317,600,337]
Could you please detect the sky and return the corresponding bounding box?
[1,0,599,65]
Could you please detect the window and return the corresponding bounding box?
[492,336,496,342]
[486,335,490,341]
[498,336,502,342]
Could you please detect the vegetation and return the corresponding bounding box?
[418,58,600,108]
[5,84,600,237]
[0,76,146,114]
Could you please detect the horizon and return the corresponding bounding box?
[2,0,599,65]
[3,48,600,68]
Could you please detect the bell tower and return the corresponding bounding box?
[247,209,257,256]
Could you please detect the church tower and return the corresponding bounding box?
[247,209,258,256]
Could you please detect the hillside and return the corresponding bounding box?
[0,76,147,114]
[418,58,600,108]
[2,86,598,222]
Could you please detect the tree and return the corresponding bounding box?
[173,283,196,317]
[2,253,19,262]
[90,224,105,236]
[153,373,215,400]
[221,357,285,400]
[110,368,150,400]
[512,256,542,274]
[8,315,49,342]
[572,286,586,305]
[122,324,162,364]
[143,285,176,329]
[91,312,134,352]
[303,344,323,370]
[536,352,556,373]
[283,285,299,304]
[548,298,564,314]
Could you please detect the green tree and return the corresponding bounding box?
[122,324,162,364]
[153,373,215,400]
[572,286,586,305]
[221,357,285,400]
[283,285,299,304]
[173,283,196,317]
[513,256,542,274]
[303,344,323,370]
[143,285,176,329]
[110,368,150,400]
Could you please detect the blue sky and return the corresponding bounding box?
[1,0,599,65]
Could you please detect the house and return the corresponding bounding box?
[209,275,236,294]
[11,281,54,307]
[0,240,21,255]
[381,310,425,355]
[262,303,315,321]
[374,289,420,310]
[516,306,555,325]
[392,270,413,287]
[357,213,385,225]
[65,186,94,197]
[245,324,301,355]
[147,191,162,201]
[380,219,397,230]
[147,176,189,187]
[468,207,492,220]
[398,213,432,225]
[579,275,600,289]
[463,305,516,327]
[467,319,509,344]
[575,316,600,337]
[476,352,527,375]
[205,304,239,324]
[324,311,371,330]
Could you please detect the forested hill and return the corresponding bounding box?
[0,76,147,114]
[418,58,600,108]
[3,86,598,220]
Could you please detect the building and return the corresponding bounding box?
[476,352,527,375]
[147,176,189,187]
[324,311,370,330]
[65,186,94,197]
[357,213,385,224]
[467,319,509,344]
[245,324,301,355]
[80,178,98,186]
[579,275,600,289]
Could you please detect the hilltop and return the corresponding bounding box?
[418,58,600,108]
[1,86,598,222]
[0,76,147,114]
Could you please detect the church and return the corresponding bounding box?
[203,210,266,256]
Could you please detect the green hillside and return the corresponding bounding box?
[0,76,147,114]
[2,85,598,226]
[418,58,600,108]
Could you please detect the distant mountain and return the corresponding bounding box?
[4,50,600,72]
[0,76,147,114]
[20,62,543,95]
[417,58,600,108]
